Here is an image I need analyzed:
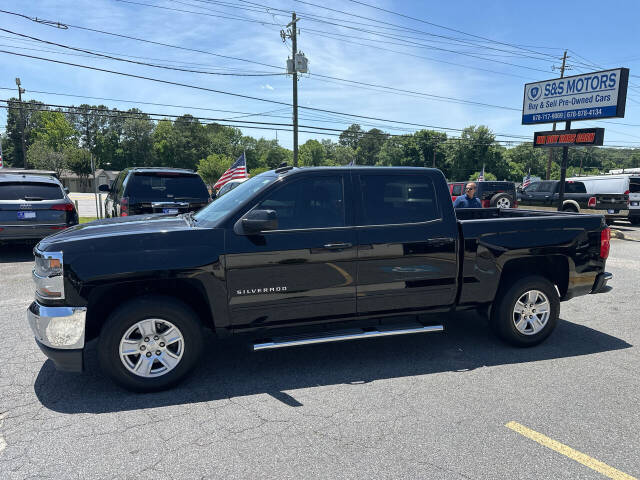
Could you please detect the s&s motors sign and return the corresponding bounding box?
[522,68,629,125]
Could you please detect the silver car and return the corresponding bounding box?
[0,174,79,242]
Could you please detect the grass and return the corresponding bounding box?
[79,217,98,224]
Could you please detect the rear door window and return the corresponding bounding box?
[565,182,586,194]
[537,182,556,193]
[126,173,209,201]
[0,182,64,200]
[359,174,439,225]
[629,178,640,193]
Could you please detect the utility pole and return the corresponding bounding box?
[16,78,27,169]
[291,13,298,166]
[281,13,307,166]
[546,50,569,180]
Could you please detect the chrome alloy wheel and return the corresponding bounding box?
[512,290,551,335]
[496,197,511,208]
[119,319,185,378]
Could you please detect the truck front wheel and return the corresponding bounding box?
[98,296,204,392]
[491,276,559,347]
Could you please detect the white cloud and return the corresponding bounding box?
[262,84,275,90]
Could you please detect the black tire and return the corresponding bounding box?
[605,218,615,226]
[98,296,204,392]
[561,205,578,213]
[490,193,513,208]
[490,275,559,347]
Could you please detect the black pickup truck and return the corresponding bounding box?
[518,180,628,223]
[28,167,613,392]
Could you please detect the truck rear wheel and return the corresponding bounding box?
[490,276,559,347]
[98,296,203,392]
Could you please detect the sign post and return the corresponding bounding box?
[522,68,629,210]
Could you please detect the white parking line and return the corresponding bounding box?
[0,412,7,455]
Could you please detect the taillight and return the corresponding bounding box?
[513,200,519,208]
[625,190,630,206]
[121,197,129,216]
[588,196,596,208]
[600,228,610,259]
[51,202,74,211]
[482,199,491,208]
[49,226,68,230]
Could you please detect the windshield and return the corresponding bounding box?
[194,173,277,225]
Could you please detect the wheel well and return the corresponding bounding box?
[561,201,579,212]
[84,279,215,341]
[498,256,569,299]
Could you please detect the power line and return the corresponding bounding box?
[0,8,284,71]
[128,0,556,74]
[3,27,524,112]
[0,48,535,139]
[340,0,558,58]
[0,28,286,77]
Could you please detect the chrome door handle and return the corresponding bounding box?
[323,242,352,250]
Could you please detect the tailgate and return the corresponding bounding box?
[0,201,68,225]
[594,193,628,211]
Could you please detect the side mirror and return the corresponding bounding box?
[98,184,111,193]
[237,209,278,235]
[63,187,70,194]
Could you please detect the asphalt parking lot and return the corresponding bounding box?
[1,222,639,480]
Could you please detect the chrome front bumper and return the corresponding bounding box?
[27,301,87,349]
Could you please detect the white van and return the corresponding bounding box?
[567,174,640,224]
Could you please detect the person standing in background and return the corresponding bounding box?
[453,182,482,208]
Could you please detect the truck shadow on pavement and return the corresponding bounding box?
[0,243,36,263]
[34,312,632,414]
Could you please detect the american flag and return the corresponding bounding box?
[214,153,248,190]
[522,171,532,188]
[477,164,485,182]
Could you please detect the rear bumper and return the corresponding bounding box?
[590,272,613,294]
[0,224,71,240]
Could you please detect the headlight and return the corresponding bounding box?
[33,251,65,299]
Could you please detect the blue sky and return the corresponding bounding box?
[1,0,639,150]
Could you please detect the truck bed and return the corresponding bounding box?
[454,207,606,307]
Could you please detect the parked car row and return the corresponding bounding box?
[448,174,637,224]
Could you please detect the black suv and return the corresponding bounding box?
[100,168,210,217]
[0,174,78,241]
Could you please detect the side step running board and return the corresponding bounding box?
[253,323,444,351]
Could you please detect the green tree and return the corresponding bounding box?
[26,140,67,177]
[65,146,92,190]
[299,139,326,166]
[4,98,48,167]
[32,111,77,152]
[355,128,388,165]
[339,124,364,149]
[197,153,232,188]
[469,171,497,181]
[377,135,421,166]
[119,109,154,168]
